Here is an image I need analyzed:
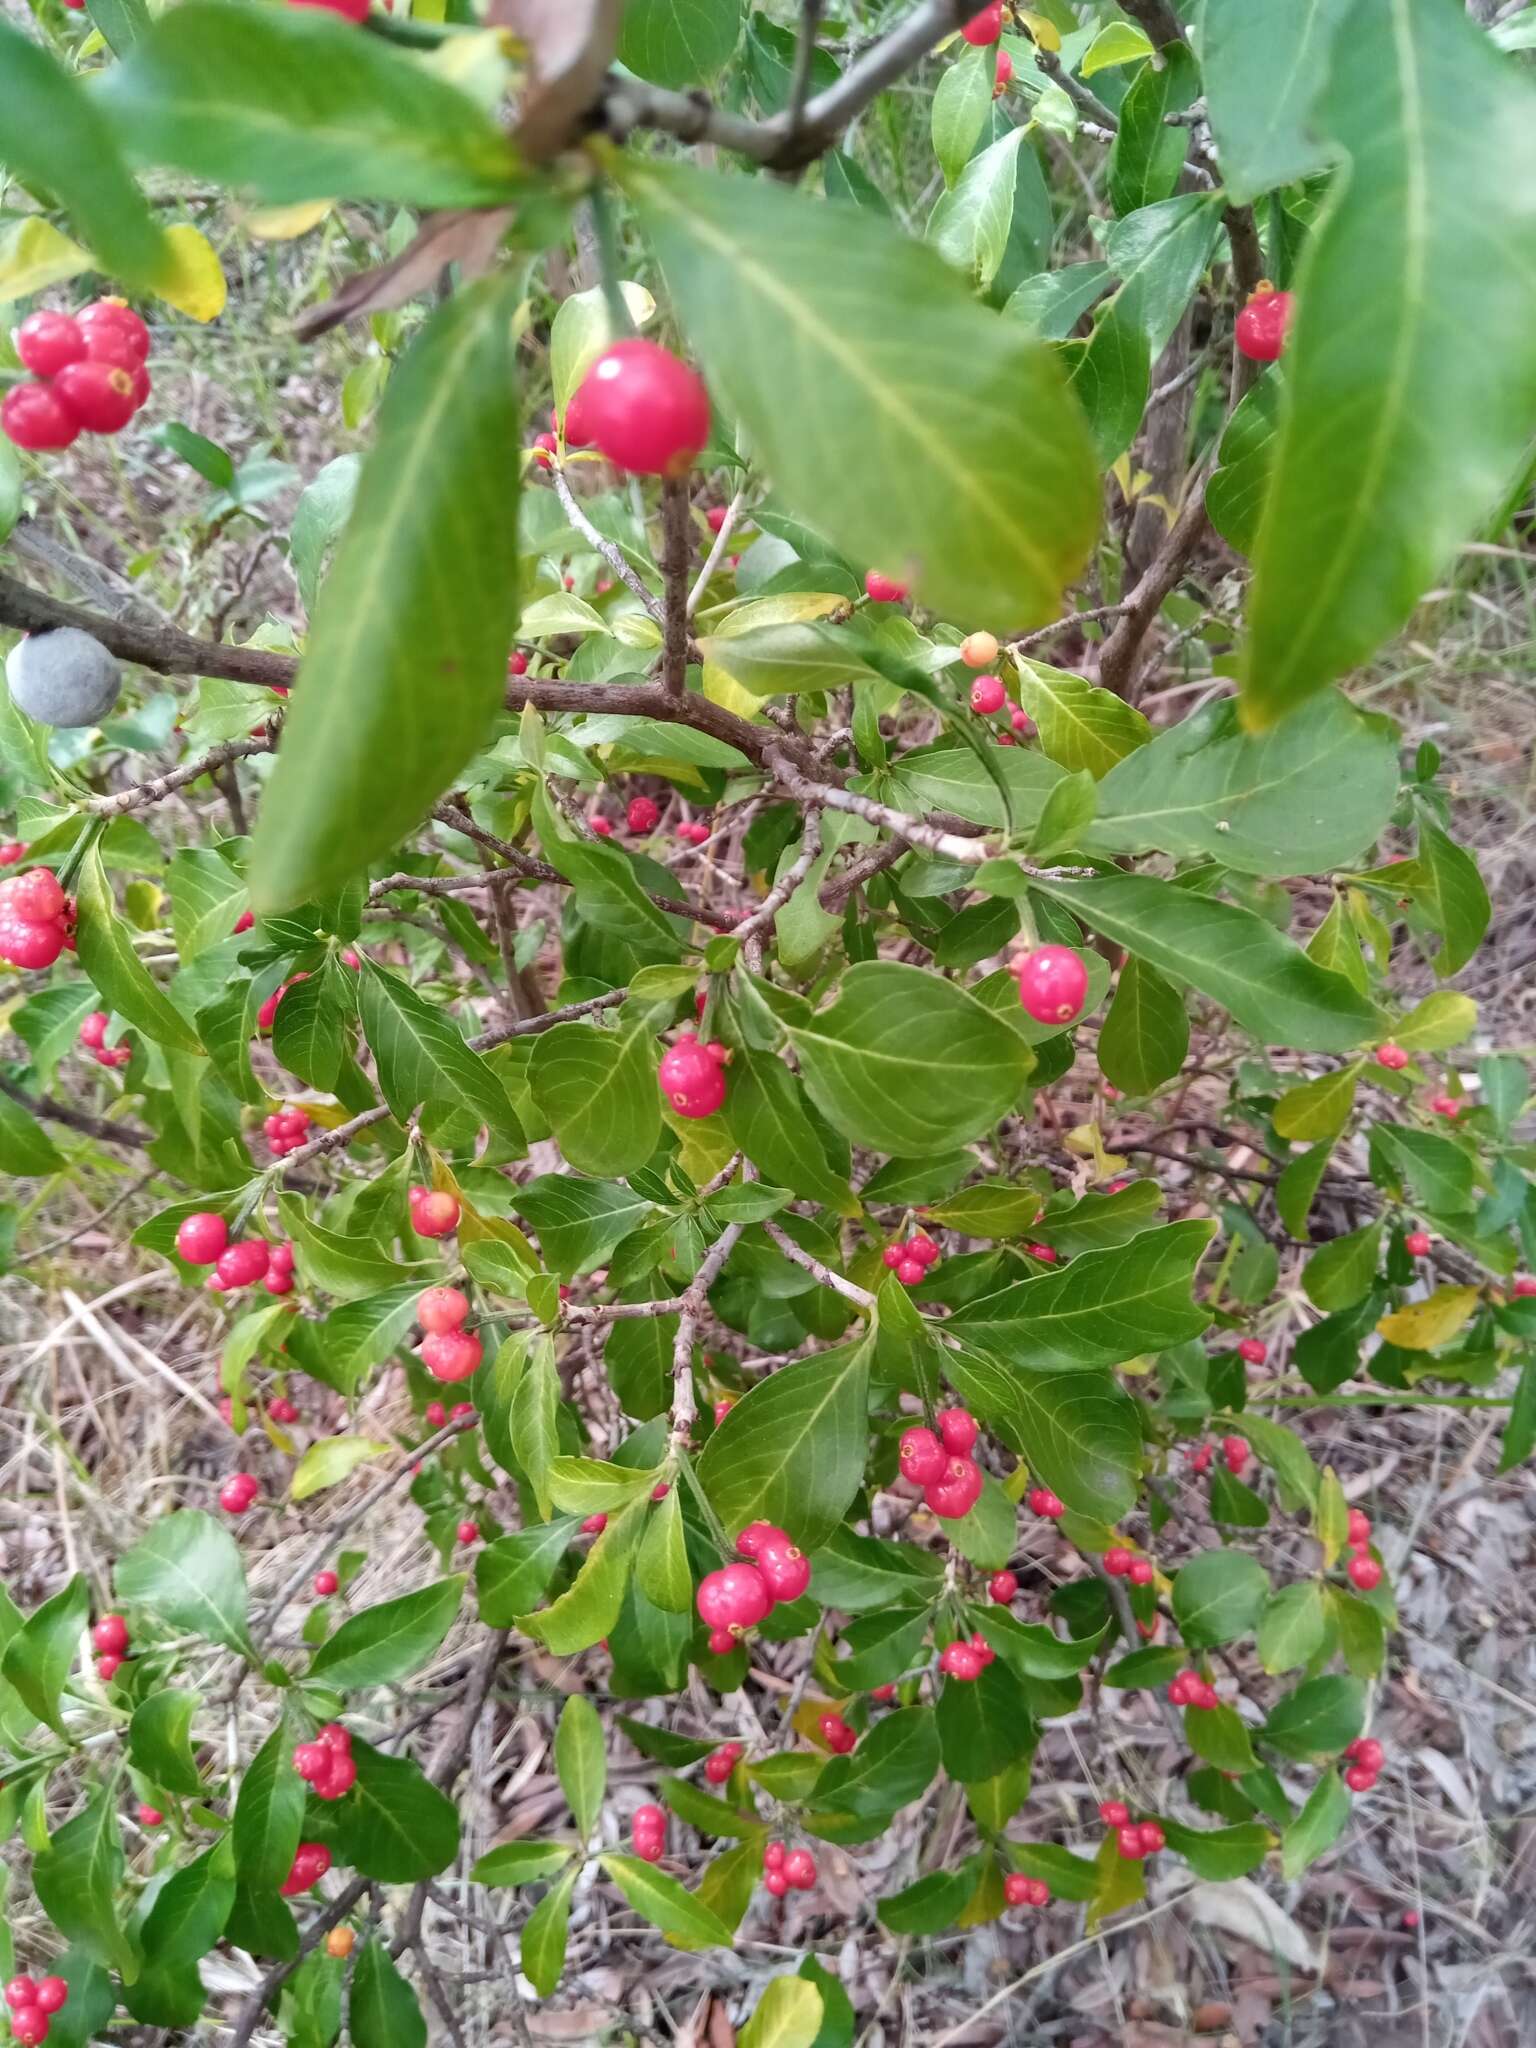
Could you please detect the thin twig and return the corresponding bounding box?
[550,465,664,624]
[81,736,273,817]
[659,479,692,696]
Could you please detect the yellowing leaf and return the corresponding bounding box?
[1272,1061,1363,1143]
[1018,11,1061,52]
[153,223,227,321]
[242,200,334,241]
[291,1434,390,1500]
[0,218,92,298]
[1376,1286,1479,1352]
[1394,990,1477,1052]
[1081,21,1154,74]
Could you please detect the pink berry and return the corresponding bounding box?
[1405,1230,1431,1257]
[32,1983,66,2018]
[219,1473,258,1514]
[420,1329,483,1382]
[2,867,64,925]
[961,1,1003,43]
[9,2008,48,2047]
[1514,1276,1536,1297]
[1235,287,1294,363]
[424,1401,448,1429]
[3,1982,36,2014]
[92,1613,129,1656]
[989,1570,1018,1604]
[417,1286,469,1335]
[1237,1337,1267,1365]
[818,1713,856,1755]
[1,382,79,451]
[864,571,908,604]
[1348,1553,1382,1591]
[77,300,149,363]
[626,795,660,834]
[763,1868,789,1897]
[657,1035,726,1119]
[0,844,24,866]
[96,1651,122,1682]
[1117,1824,1146,1860]
[136,1803,164,1828]
[1347,1508,1372,1546]
[712,1396,735,1426]
[216,1240,270,1290]
[15,311,86,378]
[313,1570,339,1597]
[1099,1800,1130,1827]
[937,1407,977,1456]
[1103,1549,1132,1577]
[1003,1872,1031,1906]
[1010,705,1031,732]
[1017,945,1089,1026]
[924,1454,983,1520]
[706,1627,735,1655]
[1222,1435,1249,1475]
[1376,1044,1409,1070]
[581,1513,608,1537]
[895,1258,926,1285]
[782,1848,816,1890]
[1025,1242,1058,1264]
[456,1519,479,1545]
[898,1425,946,1485]
[1140,1822,1165,1853]
[280,1842,331,1896]
[696,1563,771,1633]
[590,815,613,836]
[969,673,1006,715]
[577,340,710,478]
[1430,1093,1460,1118]
[756,1537,810,1604]
[1128,1556,1154,1586]
[939,1640,983,1682]
[0,916,65,969]
[1188,1443,1213,1473]
[908,1235,940,1267]
[1344,1764,1377,1793]
[410,1188,461,1237]
[631,1804,666,1861]
[704,1743,742,1784]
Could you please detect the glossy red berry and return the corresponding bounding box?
[706,1627,735,1655]
[989,1569,1018,1604]
[631,1803,666,1861]
[1103,1548,1132,1577]
[697,1562,771,1633]
[1140,1822,1165,1853]
[1344,1764,1377,1793]
[1376,1043,1409,1070]
[421,1329,483,1383]
[1017,945,1089,1025]
[898,1425,946,1485]
[1348,1553,1382,1591]
[53,360,137,434]
[216,1240,270,1290]
[961,1,1003,43]
[280,1842,332,1896]
[908,1235,940,1267]
[704,1742,743,1785]
[736,1521,779,1559]
[1099,1799,1130,1827]
[1347,1508,1372,1546]
[219,1473,258,1515]
[456,1519,479,1545]
[1117,1823,1146,1860]
[1235,286,1294,363]
[924,1454,983,1520]
[1027,1487,1064,1520]
[0,844,23,866]
[417,1286,469,1335]
[3,1982,37,2014]
[756,1537,810,1603]
[136,1803,164,1827]
[3,868,66,925]
[580,1513,607,1536]
[590,814,613,836]
[410,1187,461,1238]
[1514,1275,1536,1297]
[1002,1871,1031,1906]
[1188,1442,1214,1473]
[1010,704,1031,733]
[1,382,79,451]
[1128,1556,1154,1587]
[9,2009,48,2047]
[938,1639,983,1681]
[864,571,908,603]
[658,1034,726,1118]
[0,915,65,969]
[627,795,660,834]
[92,1614,129,1655]
[313,1570,339,1597]
[1404,1230,1432,1258]
[712,1396,735,1426]
[1237,1336,1267,1365]
[969,674,1006,715]
[77,299,149,363]
[895,1257,926,1285]
[1430,1093,1460,1118]
[577,340,709,478]
[763,1868,789,1897]
[1347,1736,1384,1771]
[782,1848,816,1890]
[95,1652,123,1682]
[819,1712,857,1755]
[32,1983,67,2018]
[937,1408,977,1456]
[1222,1435,1249,1475]
[16,311,85,378]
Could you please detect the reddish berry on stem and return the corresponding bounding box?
[959,630,999,667]
[313,1569,339,1597]
[969,674,1006,715]
[421,1329,482,1383]
[417,1286,469,1335]
[1128,1556,1154,1587]
[77,300,149,363]
[456,1519,479,1545]
[1103,1548,1132,1577]
[782,1848,816,1890]
[1430,1093,1460,1119]
[1222,1435,1249,1475]
[576,340,710,478]
[631,1804,666,1861]
[1237,1336,1267,1365]
[2,382,79,451]
[1099,1800,1130,1827]
[410,1187,461,1238]
[819,1712,856,1755]
[219,1473,258,1515]
[1235,286,1294,363]
[961,3,1003,43]
[1514,1275,1536,1297]
[756,1535,810,1603]
[627,795,659,834]
[1376,1043,1409,1070]
[280,1842,332,1896]
[32,1983,67,2018]
[988,1569,1018,1604]
[898,1425,946,1485]
[216,1240,270,1290]
[864,571,908,604]
[1017,945,1089,1025]
[1405,1230,1431,1258]
[16,311,86,379]
[924,1454,983,1519]
[994,47,1014,92]
[939,1639,983,1681]
[658,1035,726,1118]
[136,1803,164,1827]
[704,1742,743,1785]
[92,1614,129,1656]
[1347,1508,1372,1546]
[1348,1553,1382,1591]
[96,1652,123,1682]
[53,360,137,434]
[696,1562,771,1633]
[937,1408,977,1456]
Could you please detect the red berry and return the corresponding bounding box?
[696,1562,771,1632]
[756,1537,810,1603]
[52,360,137,434]
[870,1684,897,1702]
[456,1519,479,1545]
[933,1408,975,1457]
[938,1640,983,1681]
[1237,1337,1267,1365]
[410,1188,461,1237]
[577,340,709,478]
[1128,1556,1154,1586]
[424,1401,448,1429]
[895,1257,926,1286]
[96,1652,122,1682]
[1346,1508,1372,1546]
[1003,1872,1031,1906]
[819,1712,856,1755]
[706,1627,735,1655]
[1117,1824,1146,1860]
[1430,1093,1460,1118]
[420,1329,483,1383]
[704,1743,742,1784]
[417,1286,469,1335]
[712,1396,735,1426]
[626,795,660,834]
[763,1868,789,1897]
[1402,1908,1420,1928]
[631,1804,666,1861]
[1188,1443,1213,1473]
[77,300,149,363]
[1222,1435,1249,1475]
[1140,1822,1165,1853]
[280,1842,331,1896]
[924,1455,983,1519]
[658,1035,726,1119]
[10,2008,48,2047]
[1099,1800,1130,1827]
[782,1848,816,1890]
[898,1425,946,1485]
[1025,1242,1058,1264]
[969,674,1006,715]
[216,1240,270,1290]
[1348,1553,1382,1591]
[0,844,24,866]
[1,382,79,451]
[219,1473,258,1514]
[0,916,65,969]
[1344,1764,1377,1793]
[3,1983,36,2015]
[590,814,613,836]
[961,1,1003,43]
[1235,286,1294,363]
[32,1983,67,2018]
[989,1569,1018,1604]
[1103,1548,1132,1577]
[1376,1043,1409,1070]
[908,1235,940,1267]
[1017,945,1089,1026]
[1349,1737,1385,1771]
[16,311,86,378]
[3,868,66,924]
[864,571,907,603]
[137,1803,164,1827]
[92,1614,129,1655]
[1010,705,1031,733]
[313,1569,339,1597]
[1404,1230,1432,1258]
[1514,1275,1536,1297]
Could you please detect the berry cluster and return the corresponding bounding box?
[864,571,908,604]
[631,1803,666,1863]
[256,972,307,1030]
[1103,1547,1156,1585]
[219,1473,259,1515]
[1187,1442,1214,1474]
[899,1407,983,1519]
[1344,1505,1382,1590]
[1222,1434,1249,1475]
[703,1741,743,1785]
[571,340,710,479]
[1168,1668,1220,1710]
[818,1712,857,1755]
[209,1237,294,1297]
[675,818,710,845]
[424,1398,476,1430]
[762,1840,816,1896]
[295,1722,356,1800]
[1115,1817,1166,1860]
[0,868,73,970]
[91,1611,131,1683]
[78,1010,129,1069]
[416,1283,482,1382]
[1016,943,1089,1026]
[263,1103,312,1157]
[2,301,151,452]
[881,1232,940,1286]
[1342,1735,1385,1794]
[4,1972,71,2046]
[410,1186,461,1238]
[658,1033,728,1119]
[1027,1485,1065,1519]
[280,1841,332,1897]
[696,1521,809,1655]
[1003,1872,1050,1908]
[1235,284,1294,363]
[938,1632,997,1682]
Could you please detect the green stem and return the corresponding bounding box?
[588,186,636,341]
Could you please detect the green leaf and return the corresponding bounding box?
[356,962,522,1147]
[1394,990,1477,1053]
[249,272,523,910]
[1307,896,1369,996]
[698,1332,871,1550]
[521,1496,646,1655]
[1302,1222,1382,1312]
[931,44,992,187]
[513,1340,560,1522]
[116,1510,255,1660]
[1416,823,1491,977]
[309,1578,462,1690]
[1499,1358,1536,1475]
[1185,1701,1257,1774]
[833,1605,932,1692]
[350,1943,427,2048]
[1065,304,1149,465]
[619,0,740,87]
[553,1695,607,1841]
[1200,0,1348,202]
[283,1284,426,1397]
[1010,1841,1099,1900]
[1098,957,1188,1095]
[876,1865,978,1937]
[3,1575,87,1738]
[313,1739,458,1882]
[270,971,346,1094]
[810,1707,939,1824]
[1017,661,1150,780]
[1102,193,1223,358]
[103,1,521,206]
[1107,47,1196,216]
[33,1791,136,1983]
[740,1976,826,2048]
[623,159,1097,629]
[1089,693,1400,878]
[0,1090,63,1177]
[475,1518,577,1624]
[927,127,1027,292]
[723,1046,859,1217]
[950,1219,1213,1370]
[1034,873,1379,1051]
[1158,1819,1269,1883]
[944,1350,1141,1523]
[1257,1581,1328,1675]
[528,1018,661,1177]
[1262,1675,1364,1761]
[1281,1768,1351,1879]
[520,1862,578,1997]
[516,1176,654,1277]
[973,1610,1110,1681]
[1274,1062,1364,1144]
[1171,1549,1269,1648]
[0,22,168,288]
[636,1483,694,1614]
[276,1196,430,1302]
[232,1715,305,1894]
[550,281,656,411]
[1004,260,1112,340]
[470,1841,574,1887]
[780,962,1033,1156]
[1243,0,1536,722]
[599,1853,733,1947]
[290,1434,390,1502]
[1206,372,1281,556]
[128,1690,205,1798]
[547,1458,660,1517]
[167,848,246,963]
[1081,21,1153,75]
[290,454,361,614]
[75,846,202,1053]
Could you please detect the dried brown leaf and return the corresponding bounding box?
[494,0,624,162]
[294,209,513,339]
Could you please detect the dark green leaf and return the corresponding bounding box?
[698,1331,871,1550]
[75,846,202,1053]
[619,0,741,88]
[309,1578,463,1690]
[528,1019,660,1176]
[1262,1675,1364,1760]
[876,1863,979,1935]
[33,1791,135,1982]
[520,1863,578,1997]
[946,1348,1141,1522]
[475,1518,577,1625]
[1098,956,1188,1095]
[1159,1818,1269,1882]
[1171,1549,1269,1648]
[312,1739,458,1882]
[356,962,521,1147]
[555,1695,606,1839]
[116,1510,255,1660]
[470,1841,574,1887]
[1281,1768,1350,1878]
[1107,47,1196,215]
[1200,0,1348,201]
[350,1942,427,2048]
[3,1575,88,1738]
[128,1690,204,1798]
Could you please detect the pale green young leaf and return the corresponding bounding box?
[555,1695,607,1838]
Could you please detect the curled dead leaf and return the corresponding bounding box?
[492,0,624,161]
